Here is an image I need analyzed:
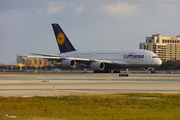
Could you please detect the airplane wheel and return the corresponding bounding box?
[94,70,103,73]
[104,69,111,73]
[113,70,121,73]
[94,70,100,73]
[151,68,155,73]
[94,70,111,73]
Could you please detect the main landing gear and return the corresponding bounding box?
[113,70,121,73]
[93,70,111,73]
[93,69,121,73]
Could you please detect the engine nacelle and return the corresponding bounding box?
[90,62,105,70]
[60,59,76,68]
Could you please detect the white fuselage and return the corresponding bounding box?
[59,49,162,69]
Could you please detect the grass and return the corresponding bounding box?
[0,93,180,120]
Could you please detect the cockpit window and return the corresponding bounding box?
[152,56,159,58]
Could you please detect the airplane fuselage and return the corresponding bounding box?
[59,49,162,69]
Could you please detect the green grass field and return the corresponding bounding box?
[0,93,180,120]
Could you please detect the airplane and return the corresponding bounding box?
[28,23,162,73]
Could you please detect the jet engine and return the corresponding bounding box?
[60,59,76,68]
[90,62,105,70]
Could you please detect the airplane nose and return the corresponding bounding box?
[157,58,162,66]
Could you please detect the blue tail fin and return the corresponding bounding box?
[52,23,76,53]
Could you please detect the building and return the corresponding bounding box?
[16,55,58,70]
[139,33,180,62]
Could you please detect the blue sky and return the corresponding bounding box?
[1,0,180,64]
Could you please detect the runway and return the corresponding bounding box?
[0,73,180,97]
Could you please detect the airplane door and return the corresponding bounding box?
[118,52,124,61]
[144,55,148,62]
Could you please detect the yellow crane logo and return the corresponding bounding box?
[57,32,65,45]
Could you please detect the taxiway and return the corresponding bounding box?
[0,73,180,97]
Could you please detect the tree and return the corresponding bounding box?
[156,61,180,70]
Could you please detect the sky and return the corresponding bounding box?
[1,0,180,64]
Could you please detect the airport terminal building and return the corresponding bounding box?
[139,33,180,62]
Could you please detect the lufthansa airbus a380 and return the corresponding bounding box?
[28,23,162,73]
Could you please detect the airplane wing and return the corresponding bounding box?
[26,54,113,64]
[30,53,60,57]
[27,52,130,70]
[26,54,129,69]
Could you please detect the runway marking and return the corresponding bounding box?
[106,77,111,81]
[0,78,180,82]
[36,89,77,94]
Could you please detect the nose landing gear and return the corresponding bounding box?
[145,67,155,73]
[151,68,155,73]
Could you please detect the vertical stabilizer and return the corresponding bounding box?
[52,23,76,53]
